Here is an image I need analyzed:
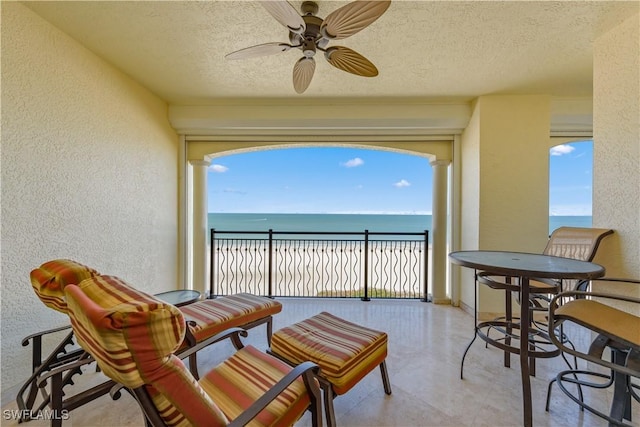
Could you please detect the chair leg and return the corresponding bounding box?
[188,353,200,380]
[321,382,337,427]
[380,361,392,395]
[266,317,273,346]
[504,288,512,368]
[610,350,633,423]
[49,370,63,427]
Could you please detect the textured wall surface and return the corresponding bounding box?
[1,3,178,393]
[593,13,640,279]
[459,96,551,314]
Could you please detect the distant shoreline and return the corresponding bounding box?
[208,213,593,237]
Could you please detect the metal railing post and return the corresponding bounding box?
[362,229,370,301]
[268,229,273,297]
[209,228,215,299]
[422,229,430,302]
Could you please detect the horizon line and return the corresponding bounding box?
[209,212,593,216]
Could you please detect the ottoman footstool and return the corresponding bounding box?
[270,312,391,426]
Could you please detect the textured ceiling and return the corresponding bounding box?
[24,1,639,103]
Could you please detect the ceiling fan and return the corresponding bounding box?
[225,1,391,94]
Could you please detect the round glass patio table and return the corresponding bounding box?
[449,250,605,427]
[155,289,201,307]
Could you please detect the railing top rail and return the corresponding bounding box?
[211,229,427,237]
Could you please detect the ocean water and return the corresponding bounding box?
[208,213,592,240]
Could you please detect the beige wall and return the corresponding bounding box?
[459,95,551,314]
[459,100,481,307]
[592,12,640,280]
[1,3,179,393]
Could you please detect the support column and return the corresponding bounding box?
[430,159,450,304]
[190,159,210,297]
[178,135,188,289]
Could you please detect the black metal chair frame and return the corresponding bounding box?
[546,281,640,426]
[461,228,614,379]
[44,328,322,427]
[16,314,276,426]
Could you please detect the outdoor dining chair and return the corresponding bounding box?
[467,227,614,376]
[546,278,640,426]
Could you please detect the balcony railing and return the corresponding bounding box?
[209,229,430,301]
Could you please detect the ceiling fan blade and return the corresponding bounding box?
[225,42,292,60]
[320,0,391,40]
[324,46,378,77]
[260,1,305,34]
[293,57,316,94]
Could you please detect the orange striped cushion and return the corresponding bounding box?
[200,345,311,427]
[270,312,388,395]
[30,259,100,313]
[65,276,186,386]
[64,278,229,426]
[180,294,282,344]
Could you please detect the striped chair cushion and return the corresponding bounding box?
[65,276,186,386]
[270,311,388,395]
[180,294,282,344]
[200,344,311,427]
[64,278,229,426]
[30,259,100,313]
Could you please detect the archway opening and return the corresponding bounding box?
[207,146,433,230]
[205,146,438,300]
[549,140,593,234]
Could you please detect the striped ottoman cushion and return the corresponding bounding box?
[200,345,311,427]
[180,294,282,344]
[270,312,388,395]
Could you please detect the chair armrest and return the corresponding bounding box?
[551,290,640,307]
[177,327,248,360]
[476,272,520,291]
[228,361,321,427]
[576,277,640,293]
[36,353,95,387]
[548,289,640,378]
[21,324,72,346]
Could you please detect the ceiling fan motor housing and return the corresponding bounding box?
[290,13,326,56]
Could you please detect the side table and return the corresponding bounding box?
[155,289,201,307]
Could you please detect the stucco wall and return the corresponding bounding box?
[592,12,640,280]
[459,100,481,308]
[1,3,179,393]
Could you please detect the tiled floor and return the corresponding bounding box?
[3,298,638,426]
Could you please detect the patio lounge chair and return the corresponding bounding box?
[63,275,322,426]
[18,259,282,424]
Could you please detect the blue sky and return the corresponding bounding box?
[548,140,593,216]
[208,141,593,216]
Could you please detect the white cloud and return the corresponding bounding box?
[342,157,364,168]
[549,204,592,216]
[550,145,575,156]
[394,179,411,188]
[223,188,245,194]
[210,164,229,173]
